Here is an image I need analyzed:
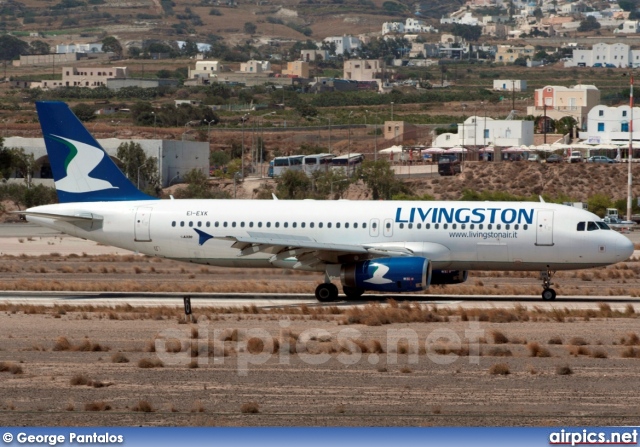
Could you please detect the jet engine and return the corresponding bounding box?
[430,270,468,285]
[340,257,431,292]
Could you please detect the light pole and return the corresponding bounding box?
[204,118,216,147]
[182,120,199,141]
[348,111,353,176]
[240,113,249,180]
[137,158,155,189]
[390,101,394,121]
[258,111,275,177]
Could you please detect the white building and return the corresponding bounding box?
[492,79,526,92]
[615,21,640,34]
[323,35,362,55]
[405,18,437,33]
[239,60,271,73]
[382,22,404,34]
[433,116,534,148]
[3,137,209,188]
[55,43,103,54]
[579,105,640,145]
[440,12,479,26]
[188,60,222,79]
[564,43,640,68]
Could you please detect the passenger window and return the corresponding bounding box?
[496,224,501,230]
[266,222,271,228]
[470,224,474,230]
[275,222,280,228]
[577,222,585,231]
[435,224,439,229]
[327,223,332,228]
[354,223,358,229]
[386,222,391,229]
[479,224,483,230]
[408,223,413,229]
[197,221,202,227]
[417,223,421,229]
[487,224,492,230]
[514,224,519,230]
[345,223,349,229]
[241,222,245,228]
[293,222,297,228]
[223,222,228,227]
[336,223,341,229]
[189,221,193,227]
[426,223,431,229]
[310,223,314,228]
[452,224,456,230]
[180,221,185,227]
[284,222,288,228]
[587,221,598,231]
[249,222,253,228]
[232,222,236,228]
[319,223,323,228]
[172,221,176,227]
[505,224,510,230]
[399,223,404,229]
[523,224,528,230]
[258,222,262,228]
[363,223,367,229]
[206,222,210,227]
[300,223,305,228]
[443,224,448,229]
[215,222,219,227]
[461,224,465,229]
[372,222,377,229]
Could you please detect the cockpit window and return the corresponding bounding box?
[577,222,585,231]
[587,221,599,231]
[596,222,611,230]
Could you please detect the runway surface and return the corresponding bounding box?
[1,291,638,310]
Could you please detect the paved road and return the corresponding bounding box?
[0,223,62,237]
[0,291,637,310]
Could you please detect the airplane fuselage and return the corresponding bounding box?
[26,199,632,272]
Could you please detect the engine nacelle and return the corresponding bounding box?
[341,257,431,292]
[430,270,468,285]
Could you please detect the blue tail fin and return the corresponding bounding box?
[36,101,156,203]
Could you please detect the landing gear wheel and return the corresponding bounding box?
[315,283,339,302]
[343,286,365,300]
[542,288,556,301]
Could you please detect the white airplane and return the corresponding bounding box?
[21,101,635,304]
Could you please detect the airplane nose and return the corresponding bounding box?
[617,236,635,260]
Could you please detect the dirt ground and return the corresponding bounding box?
[0,307,639,426]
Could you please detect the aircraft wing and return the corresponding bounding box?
[220,233,413,269]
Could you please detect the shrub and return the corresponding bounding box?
[0,362,23,374]
[111,352,129,363]
[241,402,260,413]
[590,349,607,359]
[137,358,164,368]
[556,365,573,375]
[527,342,551,358]
[491,330,509,344]
[132,400,154,412]
[489,363,510,375]
[548,337,563,345]
[53,336,71,351]
[84,401,111,411]
[569,337,588,346]
[487,347,512,357]
[70,374,91,386]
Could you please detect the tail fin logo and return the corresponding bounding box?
[49,135,117,193]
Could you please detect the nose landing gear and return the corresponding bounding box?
[540,269,556,300]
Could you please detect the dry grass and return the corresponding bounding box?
[548,337,563,345]
[527,342,551,358]
[137,358,164,368]
[191,400,205,413]
[84,401,111,411]
[0,361,23,374]
[341,302,441,326]
[590,349,608,359]
[621,347,640,358]
[556,365,573,375]
[487,347,512,357]
[491,330,509,344]
[568,346,591,357]
[240,402,260,414]
[132,400,154,412]
[568,337,589,346]
[111,352,129,363]
[400,366,412,374]
[70,374,91,386]
[488,363,510,375]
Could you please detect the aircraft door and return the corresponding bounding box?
[383,218,394,237]
[369,218,380,237]
[535,210,554,246]
[134,206,152,242]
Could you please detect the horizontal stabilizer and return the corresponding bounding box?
[12,210,103,222]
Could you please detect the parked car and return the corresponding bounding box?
[545,154,564,163]
[587,156,618,164]
[567,152,583,163]
[528,153,541,162]
[593,63,603,68]
[437,154,461,176]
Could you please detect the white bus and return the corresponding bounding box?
[331,153,364,175]
[303,153,335,176]
[272,155,304,177]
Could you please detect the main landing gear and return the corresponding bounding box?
[315,283,339,302]
[540,269,556,301]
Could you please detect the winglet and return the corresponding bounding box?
[272,193,278,200]
[35,101,156,203]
